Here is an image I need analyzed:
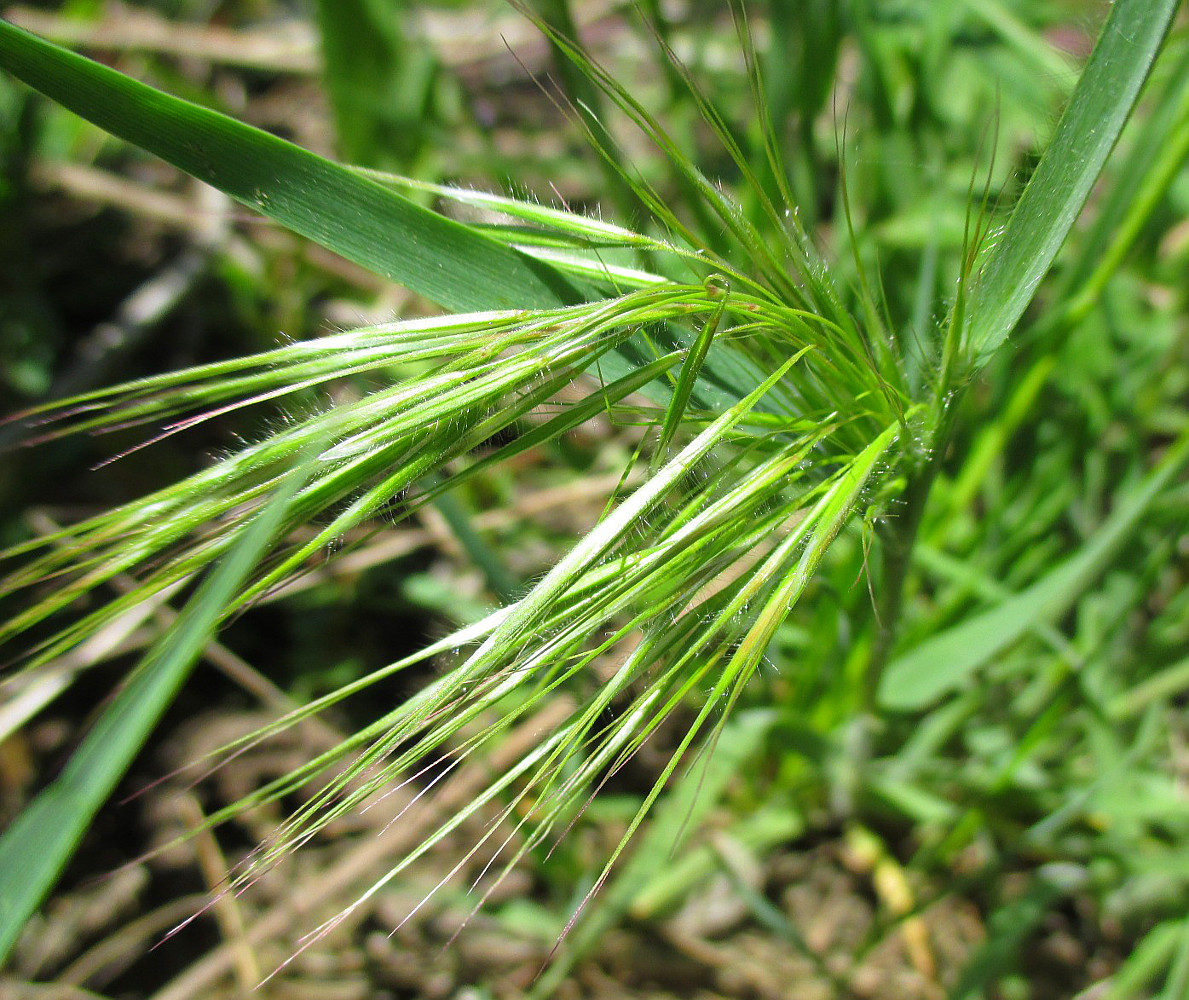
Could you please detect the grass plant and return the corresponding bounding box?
[1,1,1187,995]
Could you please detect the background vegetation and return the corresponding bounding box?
[1,1,1187,998]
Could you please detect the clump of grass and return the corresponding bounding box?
[0,1,1186,994]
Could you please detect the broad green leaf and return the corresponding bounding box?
[964,0,1178,361]
[880,427,1189,710]
[0,18,580,313]
[0,446,321,963]
[0,21,771,412]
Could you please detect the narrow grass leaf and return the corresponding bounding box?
[651,277,728,469]
[0,445,321,963]
[1111,654,1189,720]
[1057,41,1189,324]
[362,171,662,249]
[963,0,1178,361]
[1104,920,1184,1000]
[880,428,1189,710]
[0,19,580,312]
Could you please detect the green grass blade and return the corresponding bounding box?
[1057,41,1189,325]
[880,427,1189,710]
[957,0,1078,96]
[963,0,1178,362]
[651,277,728,469]
[315,0,436,171]
[0,18,579,312]
[1111,653,1189,720]
[1104,920,1183,1000]
[431,487,520,603]
[0,446,321,963]
[1160,916,1189,1000]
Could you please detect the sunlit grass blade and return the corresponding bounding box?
[0,441,322,964]
[962,0,1179,362]
[365,172,663,249]
[1103,920,1186,1000]
[651,276,728,470]
[0,18,581,312]
[1055,39,1189,325]
[0,290,721,659]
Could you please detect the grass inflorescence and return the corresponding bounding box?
[0,1,1187,995]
